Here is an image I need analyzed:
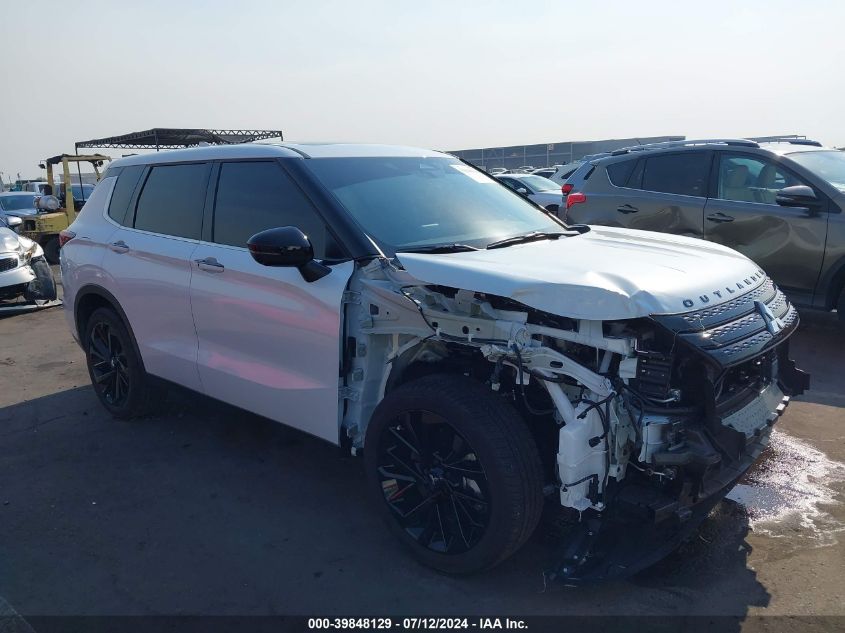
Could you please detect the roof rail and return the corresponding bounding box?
[775,139,823,147]
[610,138,759,156]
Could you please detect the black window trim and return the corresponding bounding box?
[114,156,379,259]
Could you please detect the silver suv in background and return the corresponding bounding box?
[563,139,845,317]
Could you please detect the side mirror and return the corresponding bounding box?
[247,226,331,283]
[776,185,821,209]
[516,187,529,195]
[6,216,23,231]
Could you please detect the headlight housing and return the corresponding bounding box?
[16,237,38,265]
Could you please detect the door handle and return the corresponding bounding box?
[194,257,225,273]
[706,212,735,223]
[617,204,639,214]
[109,240,129,253]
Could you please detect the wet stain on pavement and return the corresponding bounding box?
[725,429,845,547]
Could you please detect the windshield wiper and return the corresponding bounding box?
[486,231,568,250]
[398,243,480,254]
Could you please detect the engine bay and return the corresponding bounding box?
[339,257,809,580]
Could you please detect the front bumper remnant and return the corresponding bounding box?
[547,377,799,584]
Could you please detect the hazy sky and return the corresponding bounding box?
[2,0,842,180]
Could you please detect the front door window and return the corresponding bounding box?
[716,154,804,204]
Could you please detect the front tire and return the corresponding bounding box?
[364,374,544,574]
[84,307,153,419]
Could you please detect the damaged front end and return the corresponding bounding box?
[341,258,808,582]
[0,235,60,313]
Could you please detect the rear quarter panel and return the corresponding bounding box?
[60,177,119,340]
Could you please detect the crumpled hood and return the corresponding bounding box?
[396,226,766,320]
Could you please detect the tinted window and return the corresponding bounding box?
[606,159,637,186]
[642,153,709,196]
[108,165,145,225]
[213,161,328,257]
[134,163,209,239]
[627,159,645,188]
[717,154,804,204]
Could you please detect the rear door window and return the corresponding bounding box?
[642,152,710,197]
[212,161,330,258]
[108,165,145,225]
[133,163,210,239]
[606,159,637,187]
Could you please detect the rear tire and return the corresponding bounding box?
[364,374,544,574]
[84,307,153,419]
[42,237,59,265]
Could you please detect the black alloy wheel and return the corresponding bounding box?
[365,374,543,574]
[88,320,130,406]
[84,307,155,418]
[375,409,490,555]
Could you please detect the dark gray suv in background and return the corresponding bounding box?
[563,139,845,317]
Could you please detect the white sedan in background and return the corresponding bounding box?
[496,173,564,214]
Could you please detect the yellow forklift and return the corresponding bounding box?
[23,153,111,263]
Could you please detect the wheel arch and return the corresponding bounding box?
[383,339,487,397]
[819,254,845,311]
[74,285,146,371]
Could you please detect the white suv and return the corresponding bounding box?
[61,143,809,582]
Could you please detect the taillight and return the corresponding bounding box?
[565,192,586,210]
[561,183,574,195]
[58,230,76,248]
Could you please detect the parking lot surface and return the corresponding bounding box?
[1,276,843,621]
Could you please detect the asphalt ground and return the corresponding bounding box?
[0,271,843,628]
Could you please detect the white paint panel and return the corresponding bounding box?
[189,243,354,444]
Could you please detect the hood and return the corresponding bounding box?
[396,226,765,320]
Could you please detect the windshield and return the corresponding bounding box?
[305,157,563,252]
[0,194,37,211]
[516,175,560,192]
[788,151,845,191]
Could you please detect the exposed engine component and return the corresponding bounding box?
[339,257,809,581]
